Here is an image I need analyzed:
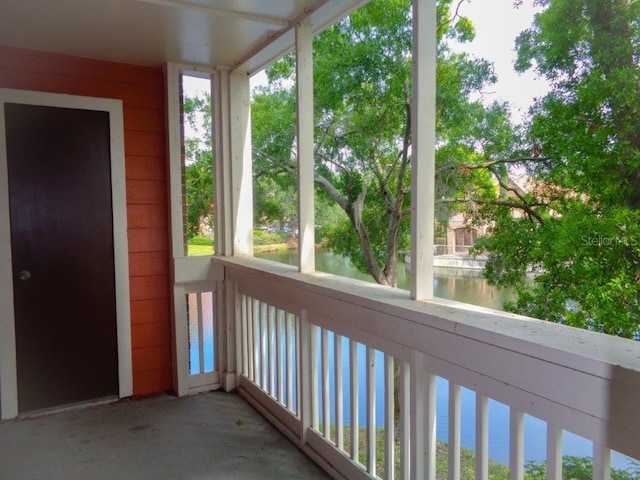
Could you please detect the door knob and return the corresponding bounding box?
[18,270,31,281]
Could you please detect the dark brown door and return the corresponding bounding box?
[5,103,119,413]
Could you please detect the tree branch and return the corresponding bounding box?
[435,156,549,176]
[438,197,547,224]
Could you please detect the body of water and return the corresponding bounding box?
[255,248,635,471]
[259,248,512,309]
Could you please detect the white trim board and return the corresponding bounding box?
[0,88,132,419]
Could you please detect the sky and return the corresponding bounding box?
[449,0,549,120]
[189,0,550,122]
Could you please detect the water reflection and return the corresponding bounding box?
[257,248,513,310]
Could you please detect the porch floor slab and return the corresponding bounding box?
[0,392,332,480]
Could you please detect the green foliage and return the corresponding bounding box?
[253,229,286,246]
[481,0,640,338]
[183,93,214,237]
[252,0,512,286]
[523,456,640,480]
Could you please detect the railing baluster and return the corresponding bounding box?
[253,299,260,384]
[276,309,284,404]
[476,394,489,480]
[253,300,260,386]
[248,297,255,382]
[334,333,344,450]
[310,323,319,431]
[202,291,214,373]
[366,347,376,476]
[384,354,395,480]
[268,306,275,396]
[400,361,410,480]
[410,351,436,480]
[197,293,205,374]
[509,408,524,480]
[426,373,437,480]
[350,339,359,463]
[546,424,563,480]
[294,314,300,415]
[449,382,461,480]
[261,302,268,389]
[286,312,294,412]
[593,443,612,480]
[236,292,249,376]
[299,312,314,444]
[321,328,330,439]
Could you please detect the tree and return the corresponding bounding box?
[475,0,640,338]
[252,0,510,287]
[183,93,214,237]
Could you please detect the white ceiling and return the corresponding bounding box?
[0,0,369,74]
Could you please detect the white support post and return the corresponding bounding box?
[295,19,315,273]
[213,68,233,256]
[165,63,190,396]
[229,72,253,256]
[410,0,437,300]
[166,63,186,259]
[213,69,239,389]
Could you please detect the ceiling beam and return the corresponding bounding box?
[229,0,331,74]
[229,0,372,75]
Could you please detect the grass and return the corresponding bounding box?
[186,236,292,256]
[187,243,214,256]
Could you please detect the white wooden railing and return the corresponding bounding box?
[173,256,222,395]
[214,256,640,480]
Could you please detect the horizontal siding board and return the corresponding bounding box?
[130,299,171,326]
[0,46,164,86]
[126,156,167,181]
[124,131,165,157]
[123,106,165,132]
[0,68,164,108]
[132,321,171,349]
[127,204,167,229]
[129,251,169,277]
[128,228,170,254]
[130,275,170,302]
[126,180,167,205]
[133,344,172,372]
[133,369,172,396]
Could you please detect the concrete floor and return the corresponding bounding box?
[0,392,332,480]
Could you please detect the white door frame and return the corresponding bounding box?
[0,88,133,419]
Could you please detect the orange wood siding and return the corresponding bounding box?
[0,46,172,396]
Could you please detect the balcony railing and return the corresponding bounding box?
[211,256,640,480]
